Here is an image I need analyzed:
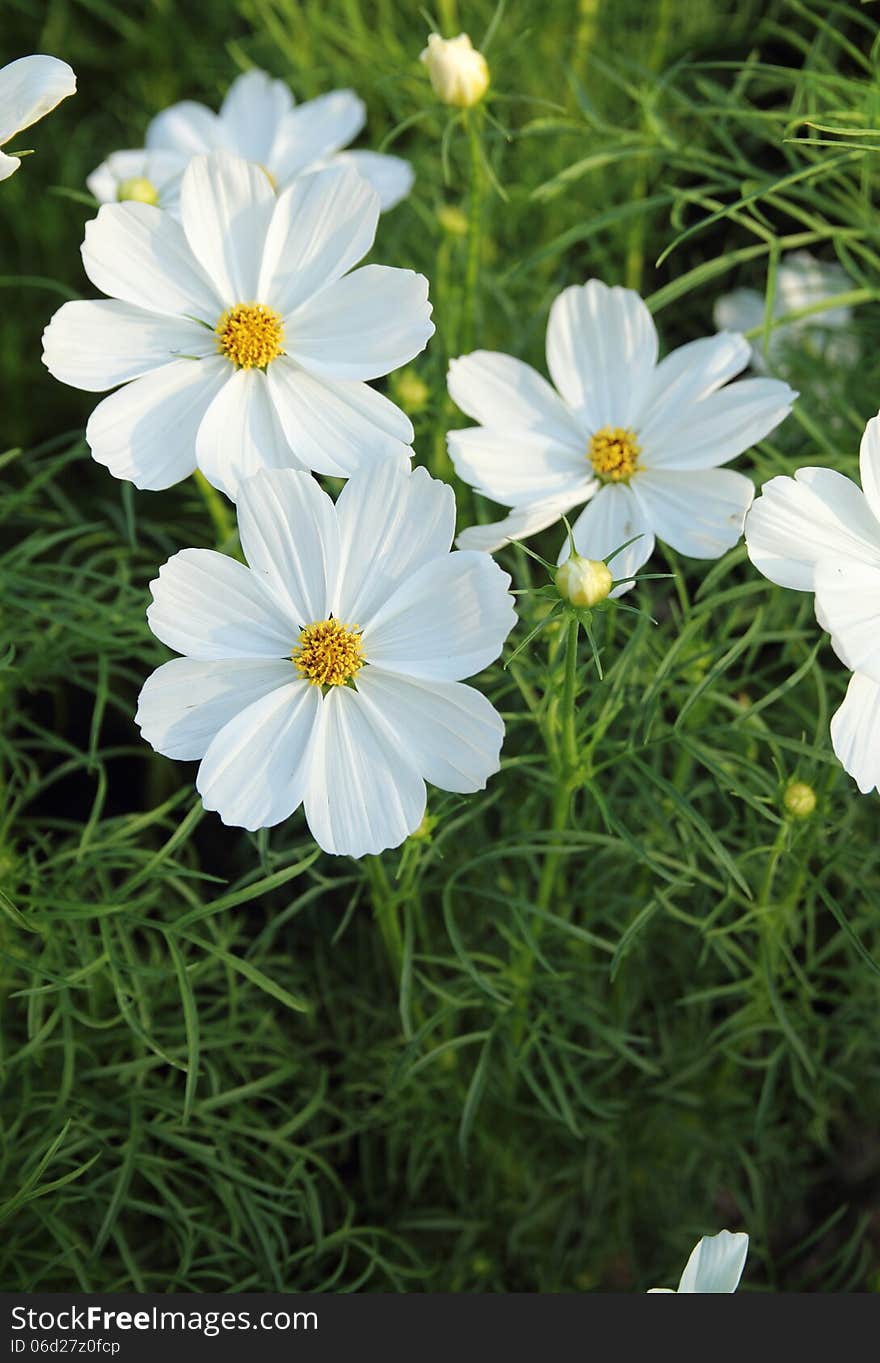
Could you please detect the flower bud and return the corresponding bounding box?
[783,781,816,818]
[116,176,159,206]
[555,554,612,608]
[420,33,489,108]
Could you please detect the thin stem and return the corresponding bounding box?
[460,108,485,354]
[366,856,403,977]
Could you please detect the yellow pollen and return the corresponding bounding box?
[215,302,284,370]
[292,618,364,688]
[117,175,159,205]
[588,426,642,483]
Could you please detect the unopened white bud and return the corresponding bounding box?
[555,554,612,608]
[420,33,489,108]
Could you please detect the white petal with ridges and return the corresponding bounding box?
[641,377,796,470]
[334,461,454,626]
[830,671,880,795]
[42,299,213,392]
[303,685,425,857]
[219,69,292,163]
[814,556,880,683]
[634,467,754,558]
[146,100,223,154]
[147,547,296,660]
[331,150,413,210]
[136,656,295,760]
[86,357,228,490]
[858,414,880,527]
[236,468,338,627]
[456,491,590,554]
[197,680,320,830]
[0,54,76,146]
[448,350,585,445]
[196,366,298,499]
[179,151,276,304]
[258,166,378,317]
[638,331,750,431]
[355,669,504,793]
[745,468,880,591]
[448,426,588,507]
[677,1231,749,1293]
[546,279,658,430]
[82,202,221,321]
[266,359,412,478]
[363,551,515,681]
[286,264,433,380]
[271,90,366,182]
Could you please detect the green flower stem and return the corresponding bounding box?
[366,855,403,977]
[193,470,234,549]
[460,108,485,356]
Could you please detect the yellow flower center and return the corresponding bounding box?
[117,176,159,206]
[292,618,364,688]
[215,303,285,370]
[588,426,642,483]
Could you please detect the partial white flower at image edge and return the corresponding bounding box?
[0,54,76,181]
[447,278,797,594]
[135,460,516,858]
[648,1230,749,1294]
[745,413,880,796]
[87,67,414,215]
[42,150,434,498]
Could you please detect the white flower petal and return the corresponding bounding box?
[456,492,589,553]
[814,556,880,682]
[858,413,880,526]
[567,484,654,596]
[448,426,590,507]
[745,467,880,591]
[197,680,320,830]
[331,149,414,211]
[196,367,298,499]
[179,150,276,304]
[236,468,339,627]
[286,264,434,380]
[334,461,454,625]
[257,165,378,317]
[0,54,75,147]
[82,201,221,320]
[677,1231,749,1293]
[303,685,425,857]
[0,149,19,181]
[146,99,223,154]
[638,331,750,433]
[634,467,753,558]
[136,656,295,760]
[830,671,880,795]
[42,299,214,392]
[271,90,366,183]
[355,669,504,793]
[643,377,796,471]
[86,357,228,490]
[86,148,186,210]
[448,350,585,445]
[219,69,293,164]
[147,547,296,660]
[545,279,658,429]
[266,359,413,478]
[363,550,515,681]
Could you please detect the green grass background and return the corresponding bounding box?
[3,0,880,1292]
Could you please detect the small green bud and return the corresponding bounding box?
[784,781,816,818]
[555,554,612,608]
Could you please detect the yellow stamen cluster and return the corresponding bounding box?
[588,426,642,483]
[117,176,159,205]
[215,303,284,370]
[293,618,364,688]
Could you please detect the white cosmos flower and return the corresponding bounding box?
[648,1230,749,1294]
[745,415,880,796]
[136,460,515,858]
[43,150,434,498]
[447,279,796,593]
[87,67,413,214]
[714,251,856,374]
[0,54,76,181]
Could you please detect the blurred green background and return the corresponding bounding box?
[2,0,880,1292]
